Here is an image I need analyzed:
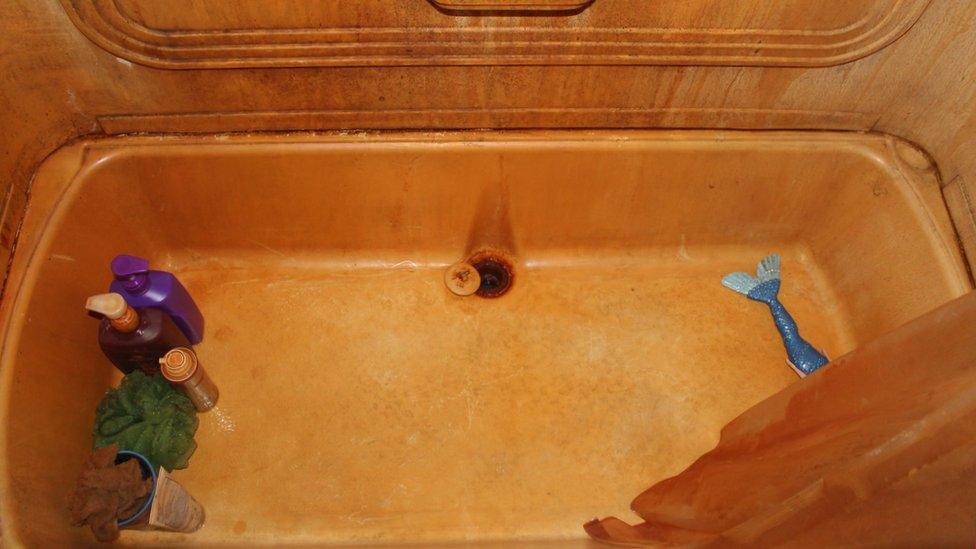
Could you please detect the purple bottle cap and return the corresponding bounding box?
[111,255,150,293]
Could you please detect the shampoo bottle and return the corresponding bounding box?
[109,255,204,344]
[86,293,191,374]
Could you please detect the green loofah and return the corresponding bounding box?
[93,371,198,471]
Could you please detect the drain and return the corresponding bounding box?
[468,253,514,298]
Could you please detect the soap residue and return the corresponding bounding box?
[209,406,236,433]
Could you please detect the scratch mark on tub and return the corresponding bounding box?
[246,239,286,257]
[65,88,83,117]
[223,278,273,286]
[340,512,395,525]
[471,367,524,389]
[678,234,691,261]
[50,254,75,261]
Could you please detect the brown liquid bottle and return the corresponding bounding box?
[160,347,218,412]
[86,293,191,375]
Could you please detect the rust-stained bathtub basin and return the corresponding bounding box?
[0,131,969,546]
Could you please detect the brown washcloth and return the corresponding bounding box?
[67,444,153,542]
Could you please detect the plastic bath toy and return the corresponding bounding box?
[722,254,829,377]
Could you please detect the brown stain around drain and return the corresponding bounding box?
[467,252,514,298]
[464,158,518,257]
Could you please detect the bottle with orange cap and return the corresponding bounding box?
[159,347,218,412]
[85,293,191,374]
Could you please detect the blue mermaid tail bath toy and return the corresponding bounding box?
[722,254,829,377]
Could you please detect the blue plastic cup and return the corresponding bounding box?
[115,451,157,527]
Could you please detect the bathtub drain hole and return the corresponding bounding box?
[470,255,513,298]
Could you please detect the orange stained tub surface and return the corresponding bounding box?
[0,131,969,547]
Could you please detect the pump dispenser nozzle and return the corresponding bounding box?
[86,293,139,333]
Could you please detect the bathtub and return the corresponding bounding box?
[0,131,969,546]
